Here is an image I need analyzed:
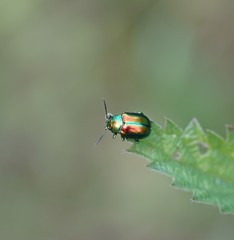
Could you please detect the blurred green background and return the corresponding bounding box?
[1,0,234,239]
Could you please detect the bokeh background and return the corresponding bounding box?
[1,0,234,239]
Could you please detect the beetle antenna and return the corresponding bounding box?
[103,99,108,117]
[95,128,107,145]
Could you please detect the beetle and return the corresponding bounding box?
[96,99,151,144]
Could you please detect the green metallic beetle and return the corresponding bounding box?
[96,99,151,144]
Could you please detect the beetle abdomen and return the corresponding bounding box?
[121,112,151,139]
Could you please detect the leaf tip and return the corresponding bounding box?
[164,117,182,135]
[185,118,203,131]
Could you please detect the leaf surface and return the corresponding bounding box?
[128,119,234,213]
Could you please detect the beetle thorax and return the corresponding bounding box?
[106,115,123,134]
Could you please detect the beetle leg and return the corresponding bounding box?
[112,134,117,139]
[121,137,125,141]
[135,139,139,143]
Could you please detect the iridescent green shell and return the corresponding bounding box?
[106,112,151,141]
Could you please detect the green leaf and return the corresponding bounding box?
[128,118,234,214]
